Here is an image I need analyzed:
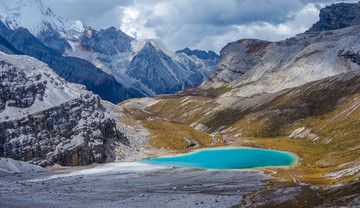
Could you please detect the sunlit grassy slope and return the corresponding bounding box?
[122,71,360,183]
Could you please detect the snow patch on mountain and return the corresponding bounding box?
[0,0,84,51]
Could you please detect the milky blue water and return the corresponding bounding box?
[138,148,296,169]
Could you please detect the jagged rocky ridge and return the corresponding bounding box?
[0,52,129,167]
[70,29,219,96]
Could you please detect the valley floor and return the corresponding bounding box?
[0,162,270,208]
[1,160,359,207]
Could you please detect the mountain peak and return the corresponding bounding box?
[0,0,85,52]
[309,2,360,32]
[176,47,219,60]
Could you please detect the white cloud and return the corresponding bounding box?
[120,6,159,40]
[233,3,320,43]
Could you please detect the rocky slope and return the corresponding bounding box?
[200,26,359,98]
[199,2,360,97]
[0,52,144,167]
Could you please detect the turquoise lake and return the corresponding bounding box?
[138,148,296,169]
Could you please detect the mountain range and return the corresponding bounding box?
[0,1,360,207]
[0,0,218,103]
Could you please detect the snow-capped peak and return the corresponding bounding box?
[0,0,85,45]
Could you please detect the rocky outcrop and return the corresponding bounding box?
[0,52,128,167]
[309,2,360,32]
[338,47,360,65]
[0,60,45,111]
[1,95,124,167]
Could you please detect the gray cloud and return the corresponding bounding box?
[43,0,358,52]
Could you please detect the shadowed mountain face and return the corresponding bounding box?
[0,21,144,104]
[80,27,134,55]
[0,34,21,54]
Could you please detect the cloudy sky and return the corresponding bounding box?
[43,0,357,53]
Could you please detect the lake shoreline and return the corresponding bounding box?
[138,146,299,170]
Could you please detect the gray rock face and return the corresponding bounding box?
[338,47,360,65]
[80,27,134,55]
[0,61,45,110]
[309,2,360,32]
[205,39,270,85]
[0,52,127,167]
[126,41,216,95]
[1,95,124,167]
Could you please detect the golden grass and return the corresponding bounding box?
[120,90,360,184]
[145,96,217,125]
[122,107,224,150]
